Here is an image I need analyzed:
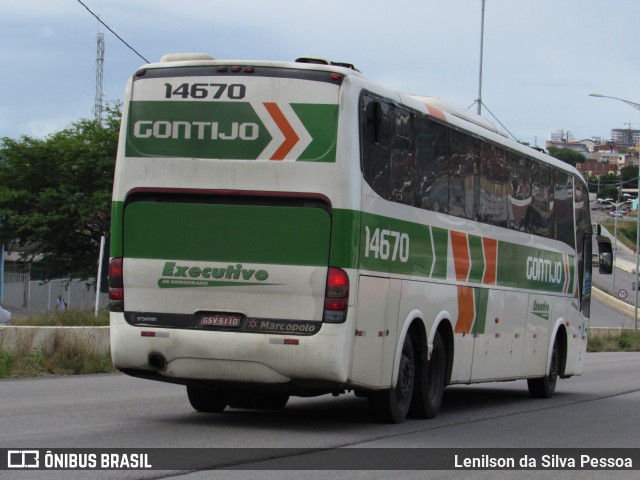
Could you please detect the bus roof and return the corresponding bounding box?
[145,53,366,79]
[141,53,584,185]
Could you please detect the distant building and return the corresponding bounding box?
[575,160,618,178]
[593,141,621,153]
[610,128,640,149]
[547,129,639,167]
[545,139,590,156]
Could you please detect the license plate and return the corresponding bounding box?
[199,313,241,328]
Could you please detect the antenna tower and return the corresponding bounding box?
[94,32,105,121]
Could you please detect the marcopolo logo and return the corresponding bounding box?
[247,318,318,335]
[158,261,272,288]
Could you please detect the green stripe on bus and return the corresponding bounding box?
[474,288,490,335]
[496,243,569,293]
[110,201,124,257]
[358,212,432,276]
[124,101,338,162]
[431,227,448,280]
[291,104,338,162]
[111,202,576,295]
[122,202,331,266]
[330,209,360,268]
[468,235,485,284]
[125,101,271,159]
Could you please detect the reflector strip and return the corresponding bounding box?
[141,331,170,338]
[269,338,299,345]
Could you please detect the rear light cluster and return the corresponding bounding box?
[323,267,349,323]
[109,257,124,312]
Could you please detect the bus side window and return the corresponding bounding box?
[553,173,574,249]
[361,96,392,199]
[390,109,414,205]
[479,144,509,227]
[414,117,449,213]
[531,163,553,237]
[508,153,532,233]
[449,130,480,220]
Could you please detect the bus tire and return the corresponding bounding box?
[527,336,559,398]
[186,386,229,413]
[411,331,446,418]
[369,334,415,423]
[228,392,255,409]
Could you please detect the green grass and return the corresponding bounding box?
[12,309,109,326]
[0,344,115,378]
[0,310,114,378]
[601,217,637,251]
[587,330,640,352]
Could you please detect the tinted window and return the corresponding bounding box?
[360,92,579,250]
[414,115,449,212]
[531,163,553,237]
[508,153,532,232]
[449,131,480,220]
[479,144,509,227]
[390,108,415,205]
[553,172,575,248]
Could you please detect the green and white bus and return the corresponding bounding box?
[109,53,609,423]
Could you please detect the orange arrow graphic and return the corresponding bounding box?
[263,102,300,160]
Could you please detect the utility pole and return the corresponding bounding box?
[476,0,486,115]
[94,32,105,122]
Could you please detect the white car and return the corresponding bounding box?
[0,306,11,325]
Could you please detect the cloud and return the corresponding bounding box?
[40,26,55,38]
[25,116,74,139]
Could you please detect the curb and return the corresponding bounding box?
[592,286,639,318]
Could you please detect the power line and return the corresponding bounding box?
[76,0,149,64]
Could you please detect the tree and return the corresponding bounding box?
[0,105,121,280]
[547,147,586,167]
[620,164,639,184]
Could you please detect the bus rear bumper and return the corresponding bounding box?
[110,313,351,389]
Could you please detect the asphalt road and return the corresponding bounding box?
[1,352,639,480]
[590,291,636,328]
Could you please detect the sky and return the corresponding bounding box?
[1,0,639,147]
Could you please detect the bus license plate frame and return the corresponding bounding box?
[199,313,242,328]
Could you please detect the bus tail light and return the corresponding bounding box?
[109,257,124,312]
[323,267,349,323]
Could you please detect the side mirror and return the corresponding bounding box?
[596,234,613,274]
[599,251,613,274]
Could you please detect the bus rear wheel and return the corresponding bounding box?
[369,334,415,423]
[186,386,230,412]
[410,331,446,419]
[528,337,559,398]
